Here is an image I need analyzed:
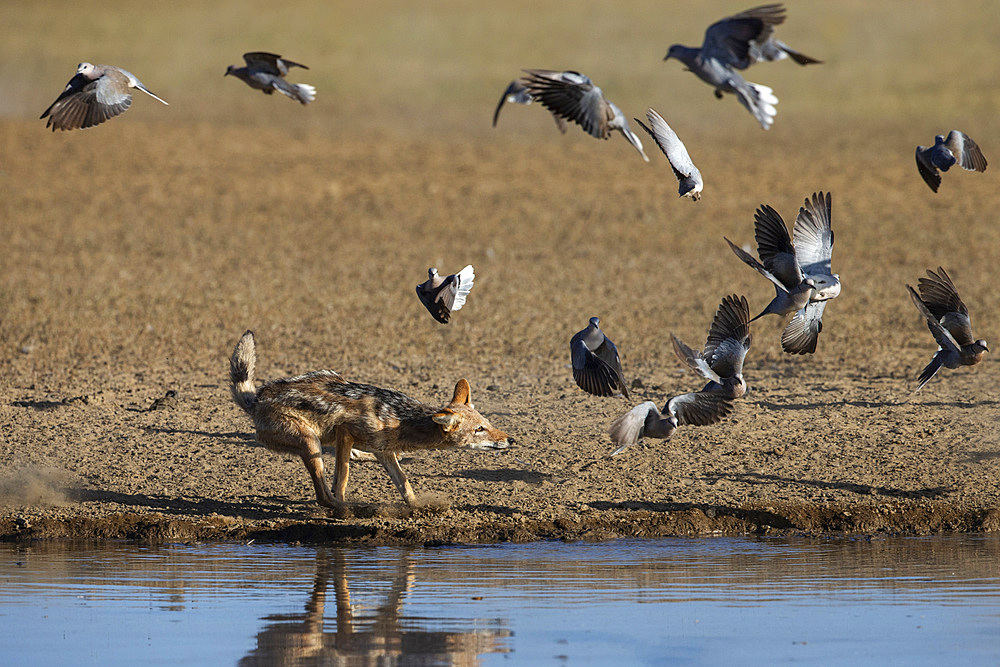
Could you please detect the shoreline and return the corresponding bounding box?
[4,501,998,545]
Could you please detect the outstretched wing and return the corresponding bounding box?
[41,71,133,131]
[666,391,735,426]
[726,237,789,294]
[492,80,531,127]
[907,284,961,355]
[634,108,699,181]
[915,147,941,192]
[608,401,658,456]
[753,204,802,289]
[572,339,628,398]
[916,267,974,346]
[781,300,826,355]
[793,191,834,277]
[522,69,610,139]
[671,334,720,383]
[702,4,786,69]
[944,130,987,172]
[703,294,751,376]
[441,265,475,312]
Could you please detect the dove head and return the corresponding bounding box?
[664,45,682,61]
[974,339,989,355]
[721,375,747,399]
[588,316,601,329]
[428,268,439,280]
[77,62,97,78]
[810,274,842,300]
[225,65,237,77]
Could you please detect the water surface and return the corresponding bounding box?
[2,535,999,665]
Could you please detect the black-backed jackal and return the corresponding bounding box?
[229,331,511,507]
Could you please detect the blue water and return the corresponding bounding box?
[1,536,998,665]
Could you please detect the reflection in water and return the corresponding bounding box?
[239,550,510,666]
[1,536,1000,664]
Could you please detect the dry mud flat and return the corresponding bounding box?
[2,116,1000,545]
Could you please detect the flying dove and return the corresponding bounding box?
[634,108,703,201]
[570,317,630,398]
[492,79,567,133]
[671,294,752,398]
[607,391,734,456]
[664,4,820,129]
[907,267,988,392]
[915,131,987,193]
[726,204,824,354]
[781,191,840,354]
[520,69,649,161]
[225,52,316,105]
[416,265,475,324]
[40,63,168,131]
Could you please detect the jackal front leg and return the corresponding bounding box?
[333,428,353,502]
[374,451,417,505]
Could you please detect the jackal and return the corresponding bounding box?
[229,330,511,507]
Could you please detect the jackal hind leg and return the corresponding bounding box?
[374,451,417,505]
[333,429,353,502]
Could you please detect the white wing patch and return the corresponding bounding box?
[444,264,475,312]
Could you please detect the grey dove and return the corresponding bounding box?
[416,265,475,324]
[520,69,649,161]
[671,294,752,398]
[634,108,703,201]
[664,4,820,129]
[607,391,734,456]
[907,267,988,392]
[492,79,567,133]
[915,130,987,192]
[41,63,168,131]
[781,191,840,354]
[571,317,630,398]
[225,52,316,105]
[726,201,825,354]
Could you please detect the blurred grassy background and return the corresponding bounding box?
[1,0,998,398]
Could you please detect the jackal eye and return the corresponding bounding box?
[475,425,487,433]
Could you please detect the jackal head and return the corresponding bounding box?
[431,379,512,450]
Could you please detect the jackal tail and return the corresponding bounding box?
[230,330,257,414]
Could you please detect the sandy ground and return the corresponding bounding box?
[2,2,999,543]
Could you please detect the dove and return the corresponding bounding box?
[607,392,734,456]
[40,62,168,131]
[727,192,841,354]
[225,52,316,105]
[671,295,752,398]
[492,79,567,133]
[570,317,630,398]
[907,267,988,392]
[634,108,703,201]
[415,265,475,324]
[781,191,840,354]
[520,69,649,161]
[915,131,987,193]
[663,4,820,129]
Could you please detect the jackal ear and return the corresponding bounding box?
[432,408,463,432]
[450,378,472,406]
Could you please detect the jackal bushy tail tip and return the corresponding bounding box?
[230,330,257,413]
